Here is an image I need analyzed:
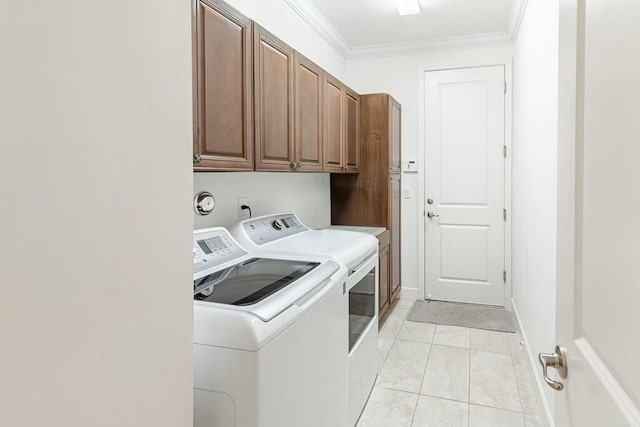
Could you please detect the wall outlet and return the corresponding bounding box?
[237,197,249,217]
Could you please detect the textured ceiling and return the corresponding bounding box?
[305,0,514,47]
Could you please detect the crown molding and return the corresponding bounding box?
[347,31,513,59]
[284,0,527,60]
[507,0,529,41]
[283,0,351,58]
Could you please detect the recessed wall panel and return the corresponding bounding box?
[439,83,490,206]
[439,224,490,283]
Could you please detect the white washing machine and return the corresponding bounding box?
[192,227,348,427]
[230,213,379,427]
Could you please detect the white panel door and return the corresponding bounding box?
[424,66,505,306]
[553,0,640,425]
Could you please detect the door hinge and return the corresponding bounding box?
[504,81,507,93]
[503,145,507,158]
[503,270,507,282]
[503,208,507,221]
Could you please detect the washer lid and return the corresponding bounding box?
[194,257,319,306]
[195,259,341,322]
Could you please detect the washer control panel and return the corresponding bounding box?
[242,213,308,245]
[193,228,247,272]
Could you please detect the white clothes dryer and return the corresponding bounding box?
[230,213,379,427]
[192,227,348,427]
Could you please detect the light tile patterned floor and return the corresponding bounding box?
[358,299,549,427]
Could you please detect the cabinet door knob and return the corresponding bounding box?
[290,162,296,169]
[193,153,202,164]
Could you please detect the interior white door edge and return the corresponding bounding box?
[553,0,640,425]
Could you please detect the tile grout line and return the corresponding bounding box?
[468,331,472,427]
[409,323,435,427]
[471,402,528,415]
[509,345,528,421]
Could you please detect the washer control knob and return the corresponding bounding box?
[272,220,283,230]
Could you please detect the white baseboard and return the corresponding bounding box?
[399,286,419,300]
[511,298,555,427]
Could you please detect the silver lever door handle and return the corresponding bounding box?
[427,211,439,219]
[538,345,568,391]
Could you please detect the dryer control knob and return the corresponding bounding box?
[272,220,283,230]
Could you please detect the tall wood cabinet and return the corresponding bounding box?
[331,93,402,318]
[193,0,253,171]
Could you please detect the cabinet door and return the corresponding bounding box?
[254,25,295,171]
[294,53,323,172]
[344,88,360,173]
[379,243,390,316]
[194,0,253,171]
[390,98,402,173]
[323,75,344,172]
[390,174,401,298]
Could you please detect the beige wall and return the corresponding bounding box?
[0,0,194,425]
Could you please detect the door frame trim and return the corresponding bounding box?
[417,58,514,309]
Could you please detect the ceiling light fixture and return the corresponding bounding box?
[394,0,421,15]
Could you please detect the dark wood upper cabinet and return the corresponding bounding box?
[323,76,360,173]
[253,24,295,171]
[193,3,359,173]
[323,74,344,172]
[390,99,401,173]
[344,88,360,173]
[194,0,253,171]
[294,53,323,172]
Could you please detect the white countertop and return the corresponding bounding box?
[325,225,387,237]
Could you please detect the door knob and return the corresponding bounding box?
[538,345,568,391]
[426,211,439,219]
